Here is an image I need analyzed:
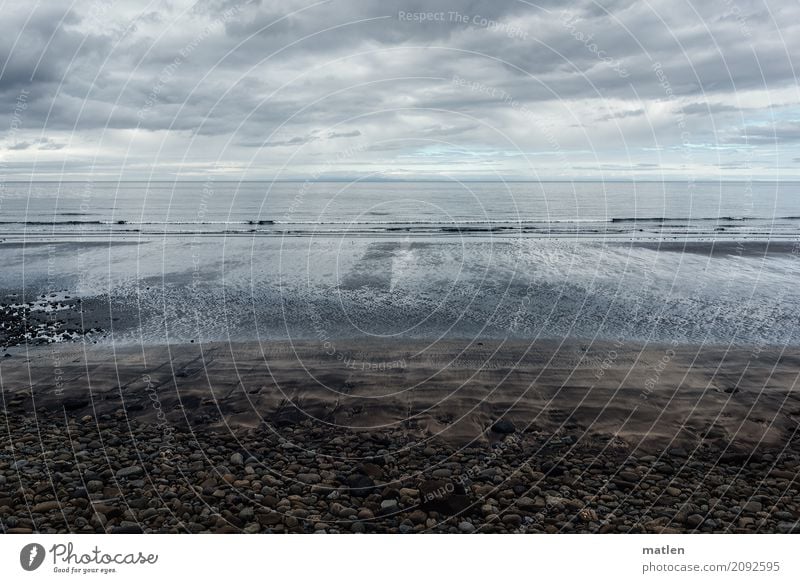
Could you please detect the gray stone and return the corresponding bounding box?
[743,500,762,513]
[115,465,143,479]
[296,473,321,484]
[458,521,476,533]
[686,514,704,527]
[10,460,28,470]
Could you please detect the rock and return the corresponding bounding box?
[664,487,681,497]
[10,460,28,470]
[419,479,472,515]
[517,496,537,510]
[296,473,321,484]
[0,475,6,485]
[431,468,452,479]
[230,453,244,466]
[357,508,375,520]
[258,512,282,526]
[111,524,143,534]
[491,419,516,434]
[686,514,704,528]
[359,463,384,479]
[408,510,427,525]
[346,474,375,496]
[458,521,476,533]
[115,465,143,479]
[668,447,688,458]
[578,508,598,522]
[777,521,799,534]
[743,500,762,513]
[380,499,398,511]
[32,501,61,513]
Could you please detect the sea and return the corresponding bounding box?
[1,180,799,346]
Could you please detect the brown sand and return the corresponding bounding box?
[3,339,799,453]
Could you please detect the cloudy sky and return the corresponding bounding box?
[1,0,799,180]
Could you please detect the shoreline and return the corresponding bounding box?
[2,339,800,533]
[4,339,800,449]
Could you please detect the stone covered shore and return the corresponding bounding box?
[2,410,799,534]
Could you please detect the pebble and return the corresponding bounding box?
[32,501,61,513]
[115,465,143,479]
[743,500,762,513]
[3,407,799,534]
[380,499,398,510]
[408,510,427,525]
[686,514,704,527]
[357,509,375,520]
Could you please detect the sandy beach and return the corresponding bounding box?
[2,340,799,533]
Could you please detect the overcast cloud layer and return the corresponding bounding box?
[1,0,799,179]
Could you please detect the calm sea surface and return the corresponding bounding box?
[2,180,799,239]
[1,181,799,346]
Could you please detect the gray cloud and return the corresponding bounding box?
[735,121,800,144]
[328,130,361,138]
[596,108,645,122]
[1,0,799,178]
[5,137,66,151]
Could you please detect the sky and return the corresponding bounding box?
[1,0,799,181]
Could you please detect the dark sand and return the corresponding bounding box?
[5,340,800,450]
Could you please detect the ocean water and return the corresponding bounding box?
[2,180,800,238]
[1,181,799,346]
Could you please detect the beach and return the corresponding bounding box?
[2,339,799,533]
[2,182,800,534]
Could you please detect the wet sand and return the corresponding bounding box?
[4,339,800,452]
